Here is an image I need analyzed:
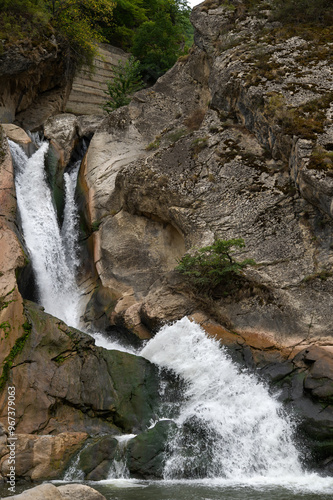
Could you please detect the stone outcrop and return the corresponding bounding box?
[2,483,106,500]
[0,300,160,439]
[0,430,87,481]
[0,36,73,130]
[1,0,333,485]
[0,126,29,371]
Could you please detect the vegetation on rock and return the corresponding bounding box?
[103,56,144,112]
[176,239,256,296]
[0,320,32,391]
[0,0,192,77]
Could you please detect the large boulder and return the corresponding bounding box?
[2,483,106,500]
[0,433,87,481]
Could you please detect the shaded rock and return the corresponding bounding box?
[0,127,29,372]
[79,435,118,480]
[0,301,160,437]
[127,420,177,479]
[97,210,185,298]
[44,114,78,166]
[0,37,73,128]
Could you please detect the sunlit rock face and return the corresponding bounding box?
[78,0,333,345]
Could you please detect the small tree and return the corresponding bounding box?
[102,56,144,113]
[176,238,256,295]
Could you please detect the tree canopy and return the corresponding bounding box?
[0,0,193,78]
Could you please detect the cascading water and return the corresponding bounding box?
[9,139,81,327]
[108,435,137,479]
[8,137,333,497]
[141,318,320,488]
[61,160,81,277]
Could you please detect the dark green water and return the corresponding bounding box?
[2,477,333,499]
[73,479,333,500]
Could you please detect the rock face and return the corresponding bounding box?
[78,0,333,347]
[0,301,160,438]
[1,0,333,485]
[0,431,87,481]
[0,36,73,129]
[0,126,29,372]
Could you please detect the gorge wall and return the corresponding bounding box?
[1,0,333,485]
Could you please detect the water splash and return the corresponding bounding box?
[141,318,303,481]
[108,435,137,479]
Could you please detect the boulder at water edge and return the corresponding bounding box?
[2,483,106,500]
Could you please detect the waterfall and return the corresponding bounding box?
[9,140,82,328]
[141,318,304,482]
[107,435,137,479]
[61,160,81,277]
[8,137,333,493]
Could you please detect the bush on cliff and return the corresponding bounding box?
[176,238,256,296]
[103,56,144,112]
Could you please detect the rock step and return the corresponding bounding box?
[65,43,129,115]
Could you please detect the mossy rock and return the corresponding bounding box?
[127,420,177,479]
[79,436,118,479]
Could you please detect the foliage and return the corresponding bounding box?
[47,0,115,67]
[0,321,32,391]
[176,238,256,295]
[0,0,50,46]
[131,0,193,80]
[104,0,193,81]
[0,0,115,67]
[0,0,191,77]
[103,56,144,112]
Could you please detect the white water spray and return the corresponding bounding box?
[108,435,137,479]
[10,140,81,327]
[141,318,304,482]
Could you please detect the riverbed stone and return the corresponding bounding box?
[0,300,161,439]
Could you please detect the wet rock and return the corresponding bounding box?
[0,433,87,481]
[79,436,118,480]
[0,301,161,438]
[127,420,177,478]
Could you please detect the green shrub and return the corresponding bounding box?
[176,238,256,295]
[103,56,144,113]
